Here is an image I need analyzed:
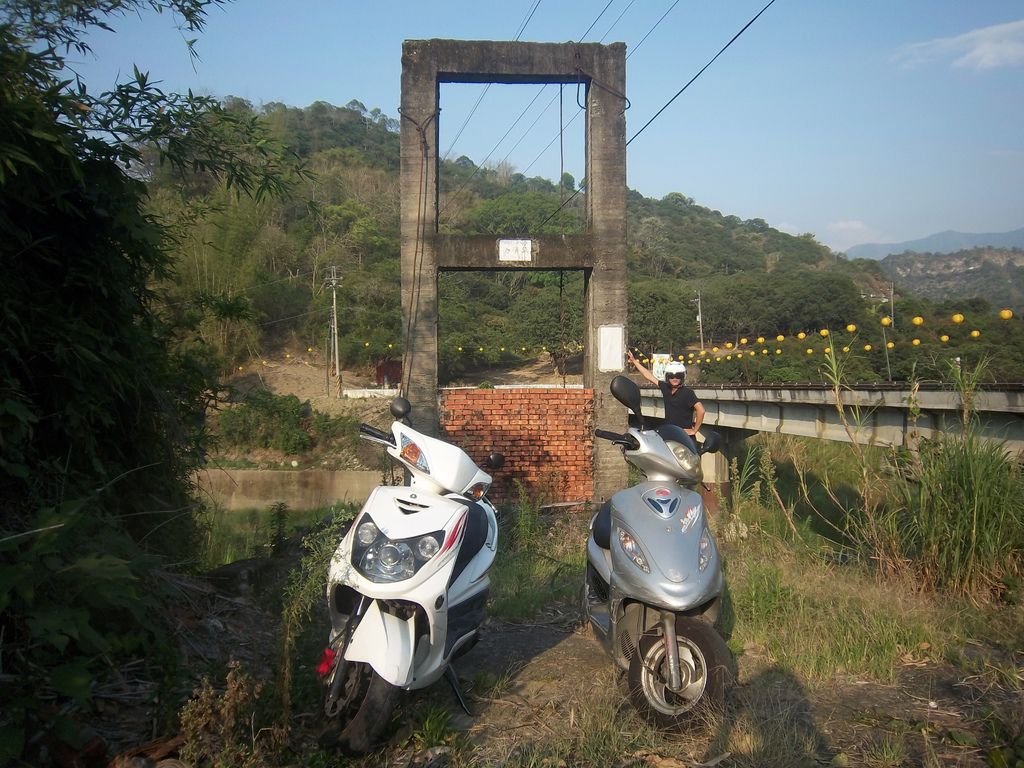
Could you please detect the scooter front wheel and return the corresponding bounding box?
[627,616,733,728]
[319,660,400,754]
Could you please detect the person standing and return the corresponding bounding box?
[626,351,705,453]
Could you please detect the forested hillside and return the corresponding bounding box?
[878,247,1024,313]
[150,99,1024,383]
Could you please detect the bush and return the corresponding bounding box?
[218,390,312,454]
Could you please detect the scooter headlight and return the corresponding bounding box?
[351,514,444,583]
[698,525,714,572]
[356,520,380,546]
[668,442,701,473]
[617,528,650,573]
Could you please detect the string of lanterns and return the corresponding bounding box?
[234,311,1015,374]
[628,310,1016,366]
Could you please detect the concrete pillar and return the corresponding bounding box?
[400,40,629,497]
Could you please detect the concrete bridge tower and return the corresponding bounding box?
[399,39,629,500]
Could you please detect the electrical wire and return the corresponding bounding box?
[627,0,778,146]
[441,0,543,162]
[439,0,630,225]
[535,0,779,230]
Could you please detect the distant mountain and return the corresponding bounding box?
[845,227,1024,260]
[879,247,1024,312]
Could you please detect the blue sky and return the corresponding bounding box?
[70,0,1024,253]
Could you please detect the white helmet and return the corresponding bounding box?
[664,362,687,382]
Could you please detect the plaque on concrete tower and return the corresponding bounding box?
[498,239,533,262]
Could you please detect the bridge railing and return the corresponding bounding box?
[637,384,1024,451]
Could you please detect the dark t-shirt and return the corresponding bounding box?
[658,381,700,429]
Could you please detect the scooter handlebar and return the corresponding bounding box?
[359,423,395,446]
[595,429,640,450]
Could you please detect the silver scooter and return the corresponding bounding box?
[583,375,733,726]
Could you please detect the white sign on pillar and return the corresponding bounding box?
[597,324,625,372]
[498,239,532,262]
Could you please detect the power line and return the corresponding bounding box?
[627,0,779,146]
[627,0,681,59]
[514,0,544,40]
[441,0,544,162]
[537,1,778,230]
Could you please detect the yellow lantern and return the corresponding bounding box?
[457,346,463,352]
[762,349,768,355]
[757,336,765,344]
[307,347,313,352]
[912,338,921,346]
[364,341,370,347]
[824,348,832,355]
[819,329,829,337]
[912,316,924,326]
[886,341,895,349]
[940,335,949,343]
[881,316,892,327]
[748,351,755,357]
[842,346,850,353]
[726,355,733,361]
[846,324,857,333]
[725,342,734,349]
[952,313,965,324]
[712,346,720,353]
[864,344,872,351]
[797,332,807,340]
[740,337,748,345]
[775,349,782,355]
[677,355,684,361]
[970,329,981,338]
[1000,308,1014,320]
[776,334,785,342]
[806,348,813,355]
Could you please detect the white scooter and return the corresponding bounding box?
[584,375,734,726]
[317,397,504,753]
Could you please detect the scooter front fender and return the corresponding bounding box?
[344,600,416,687]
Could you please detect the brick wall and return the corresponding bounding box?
[440,388,594,505]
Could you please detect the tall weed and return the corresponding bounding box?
[830,356,1023,597]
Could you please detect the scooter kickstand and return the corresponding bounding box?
[444,664,472,715]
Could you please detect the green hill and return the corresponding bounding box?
[148,99,1024,383]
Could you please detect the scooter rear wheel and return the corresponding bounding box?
[319,660,400,754]
[627,616,733,728]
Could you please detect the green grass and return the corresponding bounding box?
[200,502,353,568]
[486,497,588,621]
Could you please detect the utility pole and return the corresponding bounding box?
[694,290,705,351]
[889,282,896,330]
[325,266,342,396]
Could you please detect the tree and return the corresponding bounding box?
[0,2,297,761]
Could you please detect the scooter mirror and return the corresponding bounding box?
[485,452,505,470]
[700,430,721,454]
[609,375,643,424]
[390,397,412,421]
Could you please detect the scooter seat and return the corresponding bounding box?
[593,499,612,550]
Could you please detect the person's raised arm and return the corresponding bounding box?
[626,350,659,386]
